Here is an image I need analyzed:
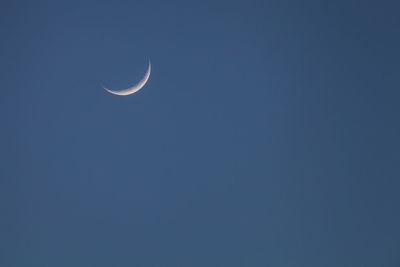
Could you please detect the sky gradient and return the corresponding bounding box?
[1,0,400,266]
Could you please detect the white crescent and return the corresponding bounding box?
[104,61,151,96]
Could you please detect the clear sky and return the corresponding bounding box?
[1,0,400,266]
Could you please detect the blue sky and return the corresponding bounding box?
[1,0,400,266]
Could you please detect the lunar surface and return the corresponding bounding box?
[104,61,151,96]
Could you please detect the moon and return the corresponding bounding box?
[104,61,151,96]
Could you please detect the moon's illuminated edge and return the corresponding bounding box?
[104,61,151,96]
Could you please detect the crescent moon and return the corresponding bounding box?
[104,61,151,96]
